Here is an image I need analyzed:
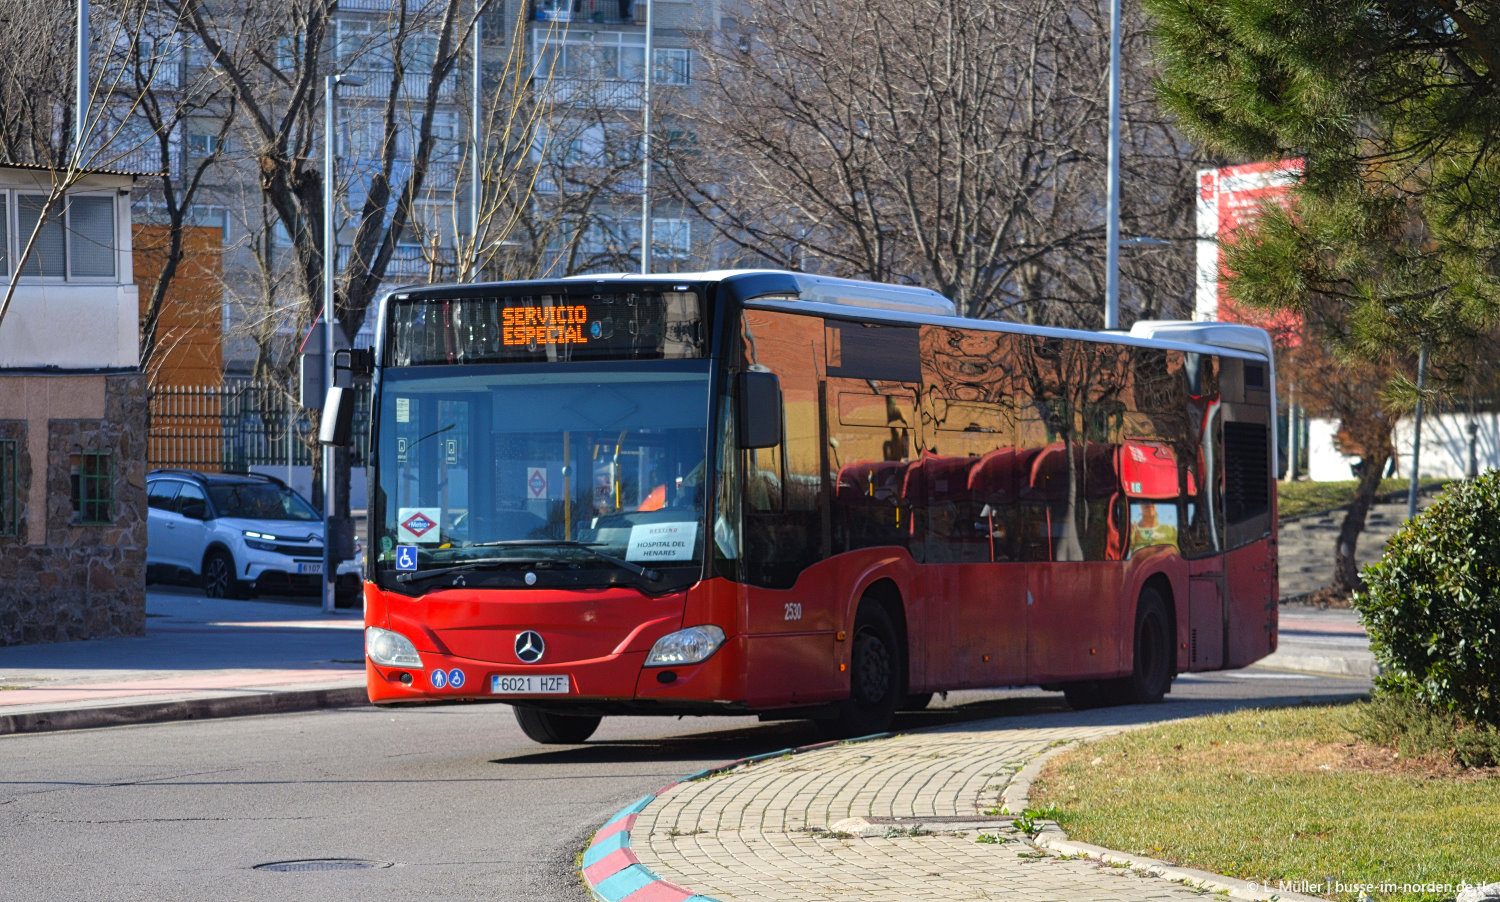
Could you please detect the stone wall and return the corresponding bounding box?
[0,373,147,646]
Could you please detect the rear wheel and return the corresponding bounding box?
[817,601,902,738]
[513,707,602,744]
[202,550,247,599]
[1121,587,1173,704]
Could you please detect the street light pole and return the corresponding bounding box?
[470,4,483,276]
[323,72,363,614]
[639,0,654,274]
[1104,0,1122,330]
[76,0,89,156]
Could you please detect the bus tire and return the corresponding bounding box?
[818,601,901,737]
[513,707,602,744]
[1121,587,1173,704]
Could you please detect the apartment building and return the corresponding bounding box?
[110,0,732,377]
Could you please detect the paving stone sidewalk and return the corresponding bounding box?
[607,710,1313,902]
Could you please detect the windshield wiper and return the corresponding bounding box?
[395,557,521,585]
[468,539,662,581]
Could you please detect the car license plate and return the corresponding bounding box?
[297,562,323,575]
[491,674,570,694]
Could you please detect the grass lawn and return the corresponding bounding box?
[1031,704,1499,902]
[1277,478,1446,520]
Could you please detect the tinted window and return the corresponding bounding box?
[176,482,209,519]
[147,480,180,511]
[207,483,318,521]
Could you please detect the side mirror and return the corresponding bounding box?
[320,385,355,446]
[179,498,209,520]
[736,370,782,450]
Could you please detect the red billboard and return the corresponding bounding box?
[1195,160,1303,344]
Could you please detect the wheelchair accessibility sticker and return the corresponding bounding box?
[396,546,418,571]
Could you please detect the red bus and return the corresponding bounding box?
[322,271,1279,743]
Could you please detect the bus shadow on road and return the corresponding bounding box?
[491,685,1370,766]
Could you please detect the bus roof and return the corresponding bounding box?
[563,269,956,317]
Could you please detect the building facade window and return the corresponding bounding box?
[71,451,114,525]
[0,439,18,537]
[8,191,118,281]
[654,48,691,85]
[653,217,691,259]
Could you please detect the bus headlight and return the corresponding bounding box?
[366,627,424,668]
[645,625,726,667]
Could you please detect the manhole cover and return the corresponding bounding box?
[254,859,392,873]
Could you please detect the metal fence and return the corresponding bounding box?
[148,380,369,472]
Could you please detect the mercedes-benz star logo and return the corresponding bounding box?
[514,630,546,664]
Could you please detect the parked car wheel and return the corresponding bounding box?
[202,549,247,599]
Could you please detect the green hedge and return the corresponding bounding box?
[1356,472,1500,727]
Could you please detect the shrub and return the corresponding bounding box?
[1354,691,1500,768]
[1355,471,1500,727]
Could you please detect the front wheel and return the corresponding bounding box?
[513,707,602,744]
[202,549,246,599]
[817,601,902,738]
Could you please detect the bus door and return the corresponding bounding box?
[940,447,1028,687]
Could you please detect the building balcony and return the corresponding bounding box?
[532,0,639,25]
[339,0,448,12]
[537,76,644,110]
[337,71,460,104]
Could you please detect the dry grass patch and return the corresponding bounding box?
[1031,703,1499,902]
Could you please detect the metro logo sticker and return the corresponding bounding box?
[625,522,698,562]
[398,507,443,544]
[527,467,548,500]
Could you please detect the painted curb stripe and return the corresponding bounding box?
[619,881,696,901]
[604,796,654,826]
[595,863,656,900]
[741,746,793,764]
[583,830,630,868]
[582,732,895,902]
[593,814,636,843]
[583,848,639,884]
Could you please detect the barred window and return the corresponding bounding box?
[0,439,17,536]
[71,451,113,525]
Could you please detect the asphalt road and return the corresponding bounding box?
[0,670,1370,902]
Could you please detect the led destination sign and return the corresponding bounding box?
[387,289,705,365]
[501,305,591,347]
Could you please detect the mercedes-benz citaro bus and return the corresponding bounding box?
[320,270,1278,744]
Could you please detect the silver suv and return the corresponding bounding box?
[145,469,359,604]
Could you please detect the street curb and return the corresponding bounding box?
[580,733,893,902]
[0,686,371,736]
[1008,738,1326,902]
[1257,649,1378,679]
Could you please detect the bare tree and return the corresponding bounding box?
[0,0,212,340]
[663,0,1200,325]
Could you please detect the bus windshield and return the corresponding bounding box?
[374,363,712,588]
